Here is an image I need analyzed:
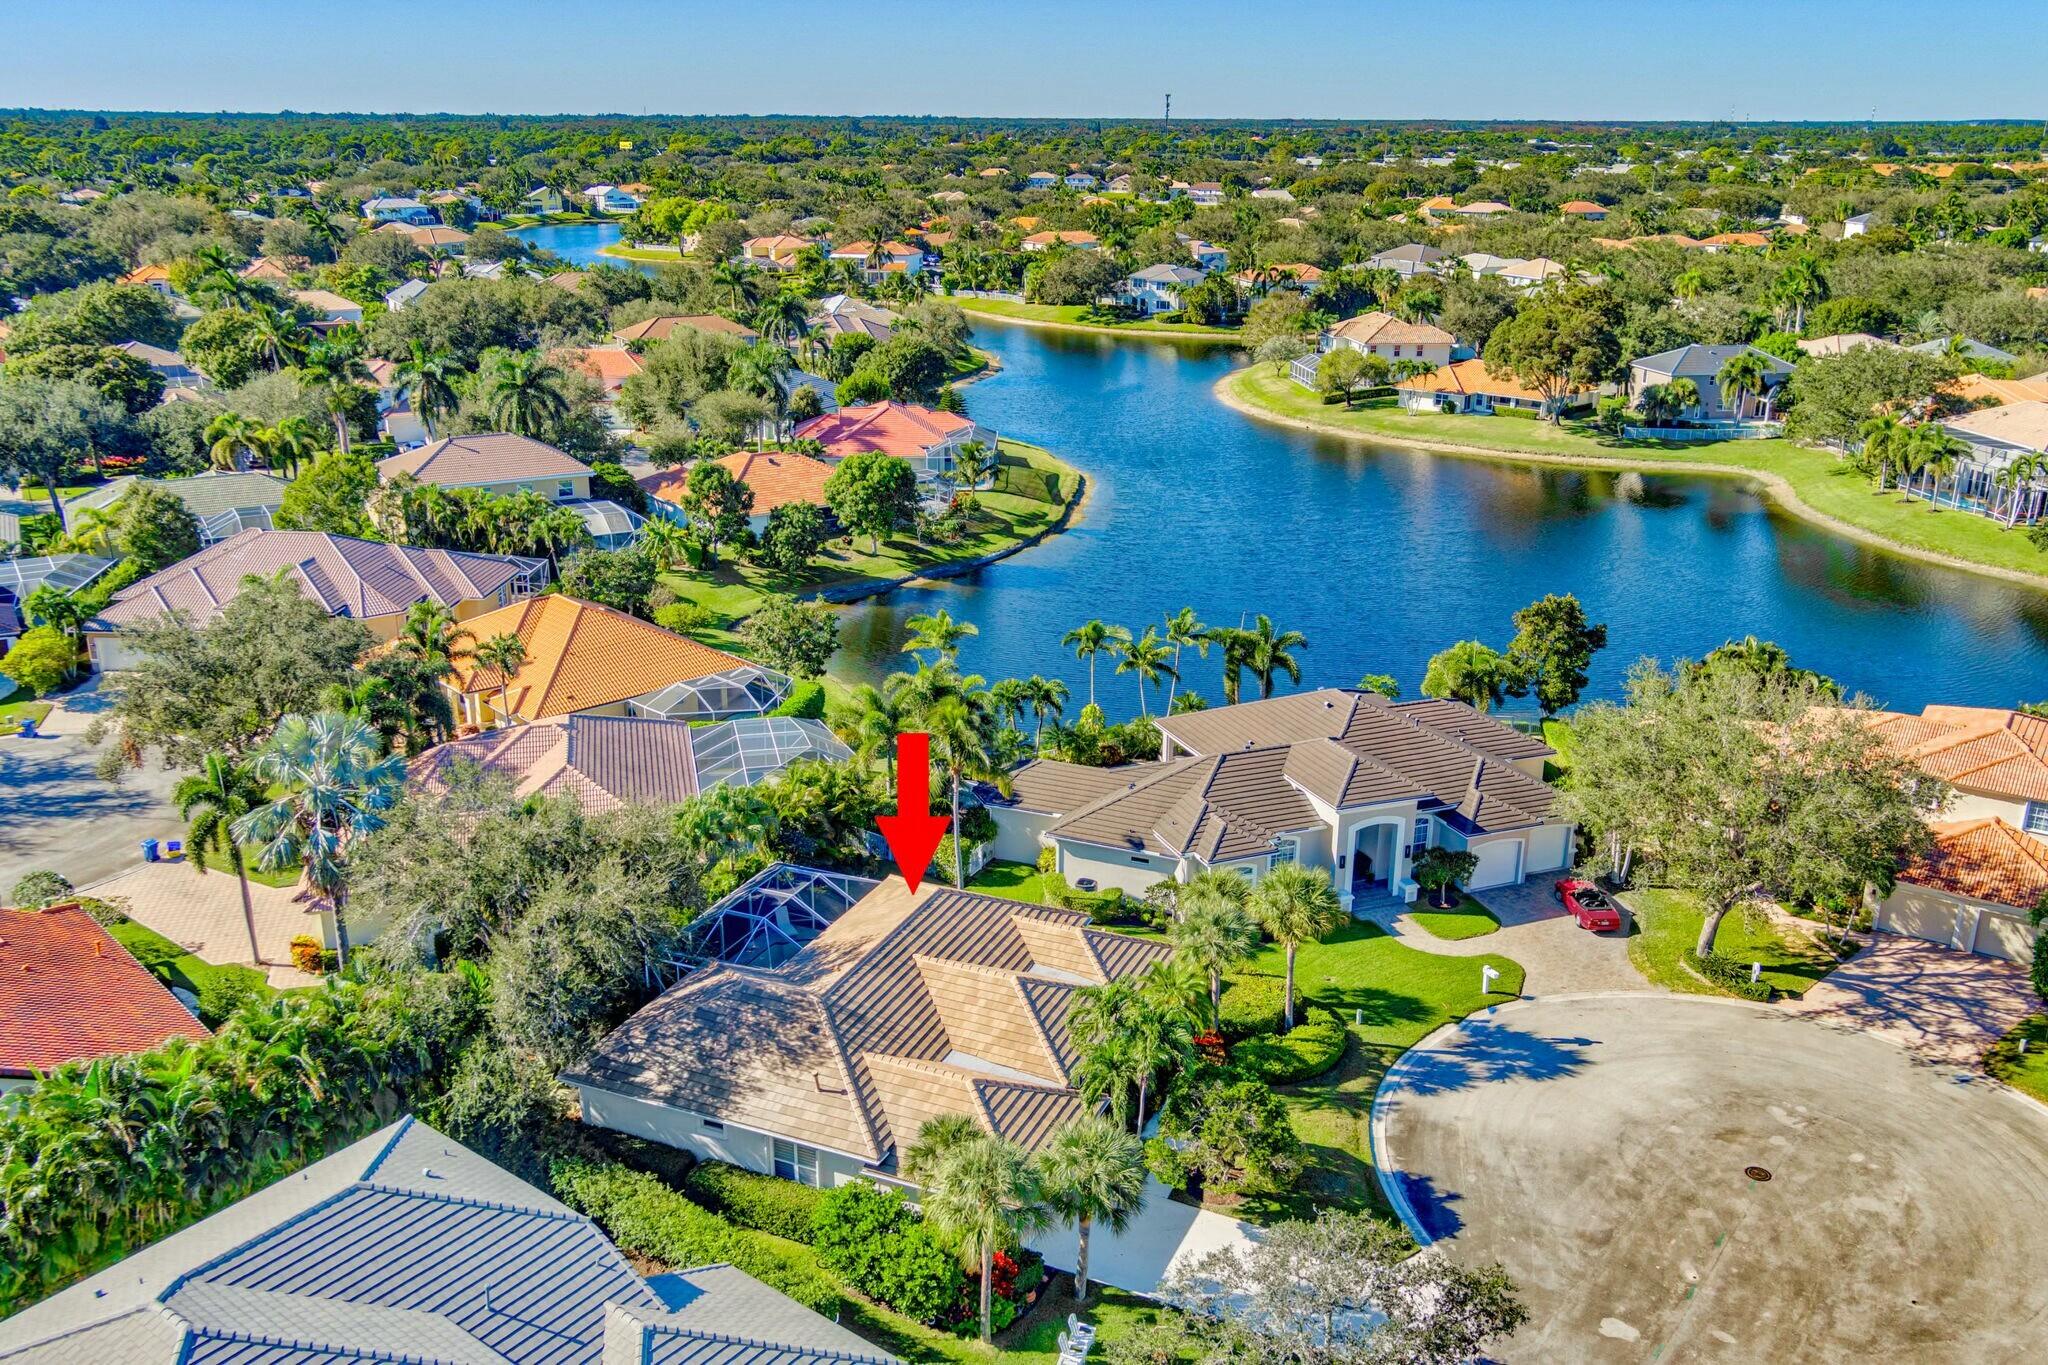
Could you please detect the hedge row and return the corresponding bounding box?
[1217,976,1286,1040]
[550,1159,843,1318]
[683,1160,827,1242]
[1232,1007,1349,1084]
[770,679,827,720]
[1685,949,1774,1001]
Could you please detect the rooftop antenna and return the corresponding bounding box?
[1164,93,1171,128]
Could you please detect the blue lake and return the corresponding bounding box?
[512,220,630,268]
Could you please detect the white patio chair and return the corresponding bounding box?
[1068,1313,1097,1348]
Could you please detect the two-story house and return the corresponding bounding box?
[583,184,644,215]
[826,240,927,283]
[358,196,435,226]
[1121,263,1205,316]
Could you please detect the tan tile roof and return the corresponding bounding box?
[1003,759,1176,814]
[741,234,816,259]
[238,256,296,281]
[793,401,973,459]
[1020,230,1099,248]
[1943,399,2048,450]
[1395,357,1588,402]
[447,595,760,722]
[1866,705,2048,803]
[1700,231,1771,248]
[1231,262,1324,285]
[566,878,1171,1163]
[291,288,361,315]
[0,904,209,1077]
[1325,311,1455,347]
[827,241,921,259]
[1943,373,2048,407]
[1899,819,2048,910]
[407,714,702,812]
[377,432,592,487]
[612,315,760,343]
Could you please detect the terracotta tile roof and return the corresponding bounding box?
[559,344,644,393]
[645,450,836,515]
[377,431,592,486]
[612,314,760,343]
[1326,310,1455,347]
[1866,705,2048,803]
[1395,357,1588,402]
[92,528,534,631]
[1231,262,1324,285]
[1559,200,1606,214]
[1700,231,1771,248]
[1943,373,2048,408]
[565,878,1171,1164]
[741,234,817,259]
[446,594,760,721]
[238,256,296,281]
[827,240,921,260]
[1020,230,1099,248]
[120,263,174,285]
[1899,819,2048,910]
[0,904,208,1077]
[793,401,973,459]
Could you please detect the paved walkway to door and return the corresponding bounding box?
[1777,934,2036,1066]
[1026,1176,1256,1296]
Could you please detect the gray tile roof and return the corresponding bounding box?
[68,473,289,520]
[1628,342,1792,379]
[0,1120,883,1365]
[90,529,539,631]
[378,433,593,488]
[995,758,1175,815]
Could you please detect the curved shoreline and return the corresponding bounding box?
[1214,369,2048,594]
[951,300,1239,344]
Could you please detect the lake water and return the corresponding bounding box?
[831,321,2048,715]
[513,220,629,268]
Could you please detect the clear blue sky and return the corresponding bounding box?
[5,0,2043,122]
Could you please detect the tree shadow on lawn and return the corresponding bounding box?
[1380,1017,1597,1099]
[1311,983,1436,1035]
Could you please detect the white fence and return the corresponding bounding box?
[1624,421,1785,442]
[949,289,1027,302]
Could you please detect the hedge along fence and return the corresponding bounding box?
[550,1159,844,1318]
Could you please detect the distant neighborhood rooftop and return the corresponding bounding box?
[377,431,594,487]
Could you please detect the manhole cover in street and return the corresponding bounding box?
[1744,1166,1772,1182]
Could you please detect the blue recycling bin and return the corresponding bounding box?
[15,717,34,738]
[141,838,161,863]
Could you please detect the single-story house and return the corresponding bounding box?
[641,450,837,535]
[377,221,470,253]
[1365,243,1449,278]
[113,340,203,389]
[237,256,297,283]
[377,431,593,501]
[382,278,430,311]
[1942,373,2048,409]
[85,528,542,671]
[1863,704,2048,834]
[0,901,207,1095]
[0,1115,895,1364]
[1559,199,1609,220]
[1393,357,1594,417]
[583,184,643,215]
[739,234,818,268]
[1020,230,1099,251]
[359,195,434,225]
[562,869,1172,1186]
[1250,186,1296,202]
[1796,332,1895,358]
[812,293,899,343]
[1628,343,1792,421]
[792,401,980,479]
[1448,200,1511,218]
[1497,256,1568,289]
[1185,182,1225,205]
[1908,336,2019,366]
[290,288,363,327]
[1121,263,1205,316]
[117,262,177,297]
[1843,212,1873,238]
[66,471,287,545]
[613,313,760,345]
[990,688,1571,909]
[826,240,926,282]
[408,712,850,812]
[1873,818,2047,964]
[443,594,788,729]
[1934,402,2048,506]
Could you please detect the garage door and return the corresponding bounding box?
[1876,890,1964,947]
[1464,839,1524,890]
[1971,910,2036,964]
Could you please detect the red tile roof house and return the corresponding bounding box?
[1873,819,2048,963]
[83,527,544,673]
[0,902,208,1095]
[791,401,982,483]
[638,450,836,535]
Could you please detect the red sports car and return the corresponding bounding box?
[1554,878,1623,932]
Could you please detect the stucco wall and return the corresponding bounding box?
[575,1086,872,1186]
[1878,884,2034,963]
[990,807,1056,865]
[1055,841,1172,896]
[1941,789,2030,827]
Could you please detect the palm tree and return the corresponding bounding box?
[297,333,373,453]
[920,1131,1046,1345]
[1910,424,1966,506]
[204,412,263,472]
[174,754,270,966]
[397,599,474,669]
[753,291,809,350]
[1169,886,1261,1030]
[1247,863,1345,1030]
[1021,675,1069,752]
[392,339,461,439]
[901,1113,982,1184]
[1035,1114,1146,1303]
[902,608,978,664]
[1420,639,1518,711]
[264,416,321,479]
[248,304,311,371]
[1665,377,1702,419]
[230,712,406,971]
[472,632,529,728]
[483,350,570,437]
[1236,614,1307,699]
[834,682,906,781]
[1671,269,1707,302]
[924,691,1007,888]
[1113,627,1177,716]
[1160,607,1207,712]
[709,260,755,314]
[1715,351,1775,422]
[1858,414,1909,489]
[987,677,1030,732]
[1062,620,1130,709]
[1773,255,1830,333]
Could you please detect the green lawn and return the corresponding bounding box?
[1226,1033,1405,1227]
[104,917,274,1023]
[1245,918,1523,1049]
[1226,366,2048,582]
[1541,717,1576,782]
[1624,887,1845,998]
[599,242,685,261]
[0,696,53,732]
[1987,1015,2048,1106]
[966,859,1053,904]
[1407,902,1501,941]
[951,294,1239,338]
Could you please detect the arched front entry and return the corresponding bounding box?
[1348,819,1406,904]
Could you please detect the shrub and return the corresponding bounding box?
[769,679,827,720]
[10,870,73,908]
[653,601,721,634]
[1217,976,1285,1040]
[1233,1007,1348,1083]
[1035,844,1057,875]
[551,1159,844,1318]
[288,935,327,975]
[194,964,268,1027]
[683,1160,826,1242]
[1685,948,1774,1001]
[812,1181,962,1324]
[1143,1136,1191,1190]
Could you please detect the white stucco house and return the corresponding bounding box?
[1121,263,1205,316]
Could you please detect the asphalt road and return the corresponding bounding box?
[1375,995,2048,1363]
[0,729,182,895]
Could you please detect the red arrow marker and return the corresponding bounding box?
[875,732,949,893]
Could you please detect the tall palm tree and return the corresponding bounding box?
[473,632,529,728]
[174,754,270,966]
[1021,674,1069,752]
[1034,1114,1146,1303]
[392,339,462,439]
[1247,862,1345,1030]
[1068,978,1146,1127]
[1160,607,1207,711]
[1715,351,1775,422]
[1858,414,1909,489]
[1062,620,1130,709]
[397,598,475,669]
[297,333,373,453]
[248,304,311,371]
[1169,886,1261,1030]
[709,260,755,314]
[483,350,570,437]
[1112,627,1177,717]
[753,290,809,350]
[264,416,321,479]
[1671,269,1707,302]
[1236,614,1307,699]
[920,1131,1046,1345]
[833,682,906,781]
[986,677,1030,732]
[924,691,1008,888]
[902,608,978,664]
[1910,424,1965,506]
[230,712,406,971]
[1773,254,1829,333]
[204,412,263,472]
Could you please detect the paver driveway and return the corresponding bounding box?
[1373,994,2048,1362]
[1361,879,1646,997]
[1777,934,2037,1066]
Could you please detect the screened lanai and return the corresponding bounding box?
[693,716,853,790]
[0,554,118,596]
[682,863,881,969]
[629,665,791,722]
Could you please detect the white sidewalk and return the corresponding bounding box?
[1026,1177,1257,1297]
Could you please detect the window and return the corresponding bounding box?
[1234,865,1255,879]
[701,1118,725,1134]
[2027,803,2048,836]
[1270,837,1299,866]
[555,480,575,501]
[774,1138,820,1186]
[1408,817,1432,856]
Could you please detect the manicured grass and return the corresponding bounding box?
[0,696,53,731]
[966,859,1053,905]
[1987,1015,2048,1107]
[1623,886,1845,998]
[1226,365,2048,582]
[599,242,685,261]
[104,917,274,1020]
[1541,717,1576,782]
[1408,902,1501,941]
[1244,918,1523,1050]
[951,294,1238,338]
[1226,1033,1405,1227]
[239,853,306,889]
